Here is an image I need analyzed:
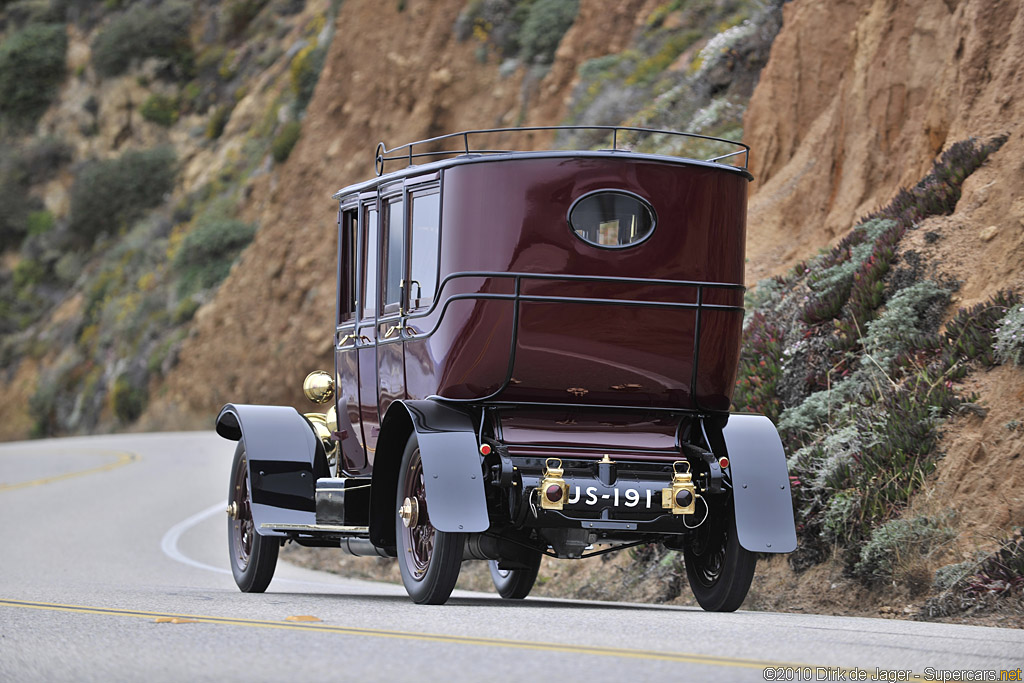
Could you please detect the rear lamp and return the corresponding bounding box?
[545,484,564,503]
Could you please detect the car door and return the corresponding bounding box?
[334,201,365,474]
[403,181,441,400]
[376,188,406,428]
[356,196,380,469]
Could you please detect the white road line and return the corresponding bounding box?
[159,502,345,588]
[160,502,232,575]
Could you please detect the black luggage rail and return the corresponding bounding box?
[373,126,750,177]
[393,271,746,413]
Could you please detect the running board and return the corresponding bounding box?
[260,522,369,536]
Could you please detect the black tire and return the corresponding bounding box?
[396,433,465,604]
[488,551,542,600]
[227,442,279,593]
[683,501,756,612]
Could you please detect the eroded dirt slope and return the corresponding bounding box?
[743,0,1024,300]
[739,0,1024,622]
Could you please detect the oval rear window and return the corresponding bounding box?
[568,190,656,248]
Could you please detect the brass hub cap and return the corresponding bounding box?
[399,448,434,580]
[399,497,419,528]
[230,455,255,571]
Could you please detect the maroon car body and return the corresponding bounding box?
[217,127,797,609]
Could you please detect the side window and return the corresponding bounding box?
[382,196,404,314]
[408,190,440,310]
[361,204,378,320]
[338,208,357,324]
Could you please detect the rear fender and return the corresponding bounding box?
[369,400,489,548]
[707,413,797,553]
[216,404,318,535]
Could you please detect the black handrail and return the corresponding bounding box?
[345,270,745,412]
[373,126,750,177]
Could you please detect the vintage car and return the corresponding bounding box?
[216,126,797,610]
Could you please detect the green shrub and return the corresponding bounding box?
[0,23,67,128]
[290,44,326,114]
[25,210,55,236]
[994,304,1024,366]
[875,136,1007,227]
[271,120,302,163]
[0,175,40,250]
[206,104,232,139]
[0,139,74,256]
[962,528,1024,595]
[68,147,177,244]
[518,0,578,64]
[222,0,269,40]
[777,376,861,440]
[91,2,193,78]
[800,218,895,325]
[28,354,87,438]
[626,30,700,86]
[820,489,861,544]
[860,280,950,373]
[932,560,977,591]
[171,297,199,324]
[732,312,784,422]
[13,257,45,289]
[4,0,61,26]
[942,291,1018,369]
[140,93,179,126]
[853,514,955,584]
[174,214,256,295]
[111,373,148,423]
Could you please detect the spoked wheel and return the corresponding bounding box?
[396,433,465,604]
[489,550,542,600]
[683,501,756,612]
[227,442,278,593]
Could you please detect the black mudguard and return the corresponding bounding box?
[711,413,797,553]
[370,400,489,547]
[216,403,318,535]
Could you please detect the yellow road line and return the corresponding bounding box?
[0,598,800,670]
[0,451,138,492]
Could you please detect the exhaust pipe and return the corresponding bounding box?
[339,538,391,557]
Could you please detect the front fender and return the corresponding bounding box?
[369,400,489,547]
[715,413,798,553]
[216,404,318,534]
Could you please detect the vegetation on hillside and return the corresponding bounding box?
[729,135,1024,612]
[454,0,580,65]
[0,22,66,130]
[0,0,337,436]
[558,0,780,159]
[90,1,194,79]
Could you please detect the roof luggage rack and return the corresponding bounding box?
[373,125,749,176]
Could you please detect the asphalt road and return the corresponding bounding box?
[1,432,1022,682]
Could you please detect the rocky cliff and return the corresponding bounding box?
[744,0,1024,299]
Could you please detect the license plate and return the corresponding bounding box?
[565,484,659,509]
